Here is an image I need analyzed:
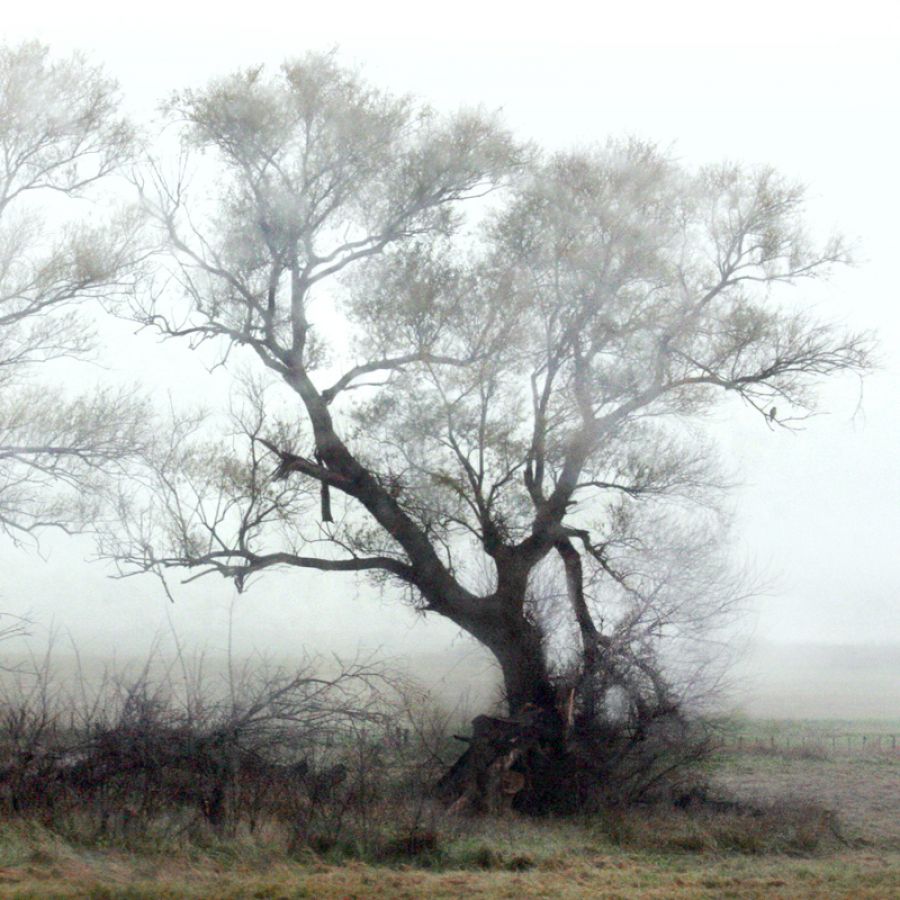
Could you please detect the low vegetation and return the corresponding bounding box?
[0,653,895,897]
[0,806,894,898]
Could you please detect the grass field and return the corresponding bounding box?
[718,717,900,753]
[0,847,895,898]
[0,721,896,898]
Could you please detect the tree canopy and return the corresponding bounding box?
[0,42,147,541]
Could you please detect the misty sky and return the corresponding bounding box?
[1,2,898,680]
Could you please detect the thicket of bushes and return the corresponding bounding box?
[0,649,841,864]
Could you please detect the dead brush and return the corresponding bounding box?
[0,646,414,844]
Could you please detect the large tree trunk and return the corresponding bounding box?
[485,615,556,715]
[437,592,573,814]
[441,581,556,715]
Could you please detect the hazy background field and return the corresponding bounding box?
[3,633,898,722]
[728,640,900,719]
[398,638,900,721]
[2,525,897,720]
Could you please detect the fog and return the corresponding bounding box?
[1,2,898,721]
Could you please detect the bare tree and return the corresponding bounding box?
[109,56,870,809]
[0,42,148,541]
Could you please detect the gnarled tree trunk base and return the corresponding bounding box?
[437,706,573,815]
[437,701,710,816]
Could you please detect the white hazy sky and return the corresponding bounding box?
[1,2,898,676]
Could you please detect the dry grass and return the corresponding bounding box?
[0,771,896,899]
[0,839,895,898]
